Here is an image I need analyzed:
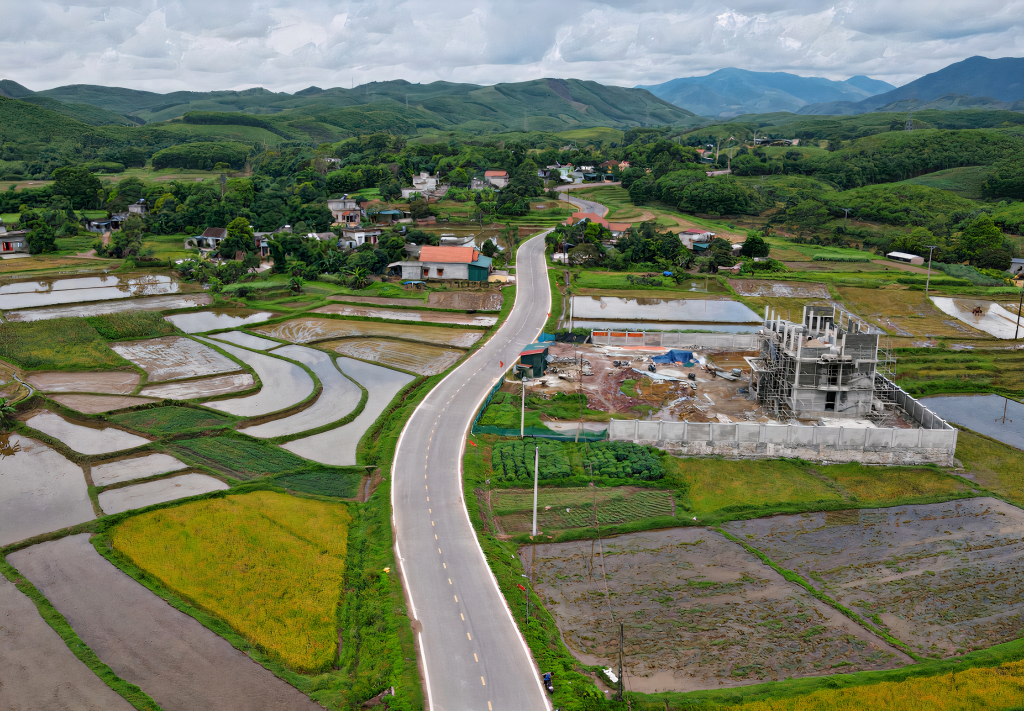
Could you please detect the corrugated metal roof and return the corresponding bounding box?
[484,170,508,177]
[419,245,478,263]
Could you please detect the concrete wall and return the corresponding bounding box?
[608,419,958,465]
[590,331,760,350]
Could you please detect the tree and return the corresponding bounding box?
[785,200,830,232]
[628,177,655,206]
[449,168,469,186]
[958,214,1003,265]
[379,179,402,202]
[481,240,498,258]
[288,276,304,293]
[52,166,101,209]
[220,217,254,260]
[109,215,145,258]
[975,248,1012,271]
[739,233,770,258]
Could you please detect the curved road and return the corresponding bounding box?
[557,183,615,218]
[392,232,553,711]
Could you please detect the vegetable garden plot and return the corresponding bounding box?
[98,473,229,515]
[239,346,360,439]
[489,487,674,534]
[138,373,254,400]
[110,406,235,435]
[111,336,241,382]
[521,528,907,693]
[254,317,485,348]
[491,440,665,482]
[91,452,189,486]
[49,394,157,414]
[195,339,313,418]
[0,434,94,546]
[0,576,135,711]
[24,411,149,455]
[312,303,498,327]
[320,337,462,376]
[8,534,321,711]
[282,358,415,466]
[25,371,140,394]
[724,498,1024,656]
[170,436,307,479]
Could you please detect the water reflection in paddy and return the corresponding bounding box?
[0,274,179,310]
[920,394,1024,450]
[571,296,760,323]
[164,310,276,334]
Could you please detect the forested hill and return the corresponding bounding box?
[7,78,697,130]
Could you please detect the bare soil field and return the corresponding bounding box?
[312,303,498,326]
[326,294,425,307]
[91,452,189,486]
[23,411,150,455]
[255,317,485,348]
[0,434,94,546]
[426,291,503,310]
[26,371,140,394]
[50,394,157,413]
[837,287,988,339]
[320,337,462,375]
[0,575,135,711]
[724,498,1024,657]
[98,473,229,515]
[138,373,254,399]
[8,534,320,711]
[112,336,241,382]
[730,280,830,299]
[521,528,907,692]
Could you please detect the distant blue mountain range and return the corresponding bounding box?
[638,68,896,118]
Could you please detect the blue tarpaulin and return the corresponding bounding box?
[652,349,695,365]
[538,333,557,342]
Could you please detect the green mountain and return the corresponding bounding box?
[13,78,696,131]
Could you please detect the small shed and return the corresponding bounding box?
[887,251,925,266]
[518,343,549,378]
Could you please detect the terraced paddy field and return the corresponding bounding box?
[112,336,241,382]
[0,274,180,311]
[98,473,229,515]
[8,534,321,711]
[312,303,498,326]
[25,371,140,394]
[4,293,212,322]
[209,331,281,350]
[49,394,157,413]
[724,498,1024,657]
[254,317,485,348]
[23,410,149,455]
[320,337,462,375]
[521,527,907,693]
[90,452,189,486]
[164,309,277,334]
[110,406,236,435]
[138,372,255,400]
[196,339,313,417]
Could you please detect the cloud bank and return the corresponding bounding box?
[2,0,1023,92]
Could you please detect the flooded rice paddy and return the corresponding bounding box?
[921,394,1024,450]
[320,338,462,376]
[112,337,241,382]
[282,358,414,466]
[164,309,277,334]
[239,346,361,439]
[138,373,254,400]
[91,452,189,486]
[209,331,282,350]
[725,498,1024,656]
[311,303,498,326]
[3,294,212,322]
[0,434,95,546]
[0,274,179,310]
[26,371,139,394]
[196,338,313,417]
[572,320,762,333]
[522,527,906,692]
[49,394,157,414]
[930,297,1024,339]
[98,473,229,515]
[571,296,761,331]
[730,280,831,298]
[254,317,485,348]
[24,411,149,454]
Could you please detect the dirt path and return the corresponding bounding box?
[870,259,933,274]
[8,534,320,711]
[0,575,135,711]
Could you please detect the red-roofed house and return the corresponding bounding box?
[389,244,494,282]
[484,170,509,188]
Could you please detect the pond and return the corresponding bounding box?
[0,274,179,310]
[164,309,277,334]
[570,296,761,325]
[920,394,1024,450]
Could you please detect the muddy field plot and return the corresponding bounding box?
[50,394,157,413]
[427,290,503,310]
[730,280,831,299]
[112,336,241,382]
[312,303,498,326]
[25,370,140,394]
[724,498,1024,657]
[320,337,462,375]
[254,317,485,348]
[522,528,906,692]
[837,287,988,339]
[488,487,674,536]
[139,373,254,400]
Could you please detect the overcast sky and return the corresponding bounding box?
[2,0,1023,93]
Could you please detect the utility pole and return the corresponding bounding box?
[520,377,527,438]
[925,245,938,295]
[1015,287,1023,340]
[996,398,1013,425]
[617,622,624,701]
[532,440,539,537]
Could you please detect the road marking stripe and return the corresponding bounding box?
[475,653,479,662]
[481,676,485,685]
[468,633,472,641]
[461,613,464,620]
[454,595,458,602]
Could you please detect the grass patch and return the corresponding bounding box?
[488,487,674,534]
[955,429,1024,505]
[825,462,971,503]
[110,491,350,674]
[274,469,366,498]
[86,311,178,340]
[110,406,235,435]
[900,165,993,200]
[621,378,639,398]
[169,435,306,478]
[895,349,1024,396]
[0,318,128,370]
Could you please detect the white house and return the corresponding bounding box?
[678,229,715,249]
[484,170,509,188]
[1010,257,1024,275]
[328,196,363,226]
[339,226,382,249]
[401,172,440,199]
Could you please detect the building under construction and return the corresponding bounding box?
[746,305,895,420]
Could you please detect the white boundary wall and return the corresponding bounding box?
[590,331,760,349]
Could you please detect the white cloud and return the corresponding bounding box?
[0,0,1021,92]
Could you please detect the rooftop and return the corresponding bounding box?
[419,245,480,263]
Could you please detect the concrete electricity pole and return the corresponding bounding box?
[925,245,938,295]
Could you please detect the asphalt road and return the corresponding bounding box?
[557,183,614,218]
[392,231,553,711]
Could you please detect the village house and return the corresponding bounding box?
[127,199,148,216]
[0,218,29,255]
[1009,257,1024,276]
[328,196,364,226]
[388,244,493,282]
[484,170,509,188]
[196,227,227,251]
[678,229,715,250]
[887,251,926,266]
[401,172,440,199]
[339,226,382,250]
